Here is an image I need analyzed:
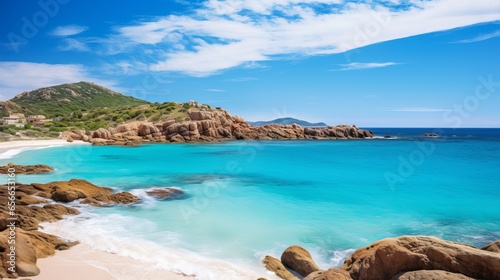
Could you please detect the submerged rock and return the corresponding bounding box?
[146,187,185,200]
[423,133,438,137]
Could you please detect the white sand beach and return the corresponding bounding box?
[0,139,90,159]
[30,243,194,280]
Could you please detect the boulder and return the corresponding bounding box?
[342,236,500,280]
[390,270,474,280]
[304,268,352,280]
[482,240,500,253]
[91,128,112,139]
[0,230,40,277]
[281,245,321,277]
[262,255,298,280]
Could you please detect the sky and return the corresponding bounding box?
[0,0,499,127]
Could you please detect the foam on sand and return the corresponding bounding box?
[0,139,90,159]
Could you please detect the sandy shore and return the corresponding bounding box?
[30,243,194,280]
[0,139,90,159]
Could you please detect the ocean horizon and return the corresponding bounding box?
[2,128,500,279]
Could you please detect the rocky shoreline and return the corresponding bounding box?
[261,238,500,280]
[62,109,374,145]
[0,174,183,279]
[2,164,499,280]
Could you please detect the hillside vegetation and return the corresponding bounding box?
[5,81,148,117]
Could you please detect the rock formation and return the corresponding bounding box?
[304,268,352,280]
[342,236,500,280]
[0,163,54,174]
[390,270,474,280]
[281,245,321,277]
[482,240,500,253]
[0,172,140,278]
[146,187,185,200]
[83,109,373,145]
[264,236,500,280]
[262,255,298,280]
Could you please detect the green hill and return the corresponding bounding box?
[8,81,149,117]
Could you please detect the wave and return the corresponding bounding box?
[0,144,66,159]
[39,208,276,280]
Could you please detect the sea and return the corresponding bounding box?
[2,128,500,279]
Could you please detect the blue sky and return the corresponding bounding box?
[0,0,499,127]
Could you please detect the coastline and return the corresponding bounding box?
[0,140,272,280]
[0,139,90,159]
[30,243,194,280]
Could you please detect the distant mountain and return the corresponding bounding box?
[248,117,328,127]
[1,81,149,117]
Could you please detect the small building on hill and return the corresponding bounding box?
[3,113,26,127]
[27,115,48,124]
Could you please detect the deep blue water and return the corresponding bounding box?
[1,128,499,279]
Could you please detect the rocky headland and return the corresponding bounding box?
[0,171,184,279]
[62,109,373,145]
[0,163,54,174]
[262,236,500,280]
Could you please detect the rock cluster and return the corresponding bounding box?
[0,171,140,278]
[263,236,500,280]
[0,163,54,174]
[78,109,373,145]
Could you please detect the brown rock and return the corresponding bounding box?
[0,229,40,277]
[304,268,352,280]
[110,192,140,204]
[91,128,112,139]
[146,188,185,200]
[0,163,54,174]
[51,189,86,202]
[482,240,500,253]
[342,236,500,280]
[262,255,298,280]
[391,270,474,280]
[281,245,321,277]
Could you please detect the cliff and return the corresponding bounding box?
[66,109,373,145]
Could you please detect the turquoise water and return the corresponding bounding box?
[2,129,500,278]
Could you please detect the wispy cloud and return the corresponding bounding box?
[59,38,90,52]
[204,88,225,92]
[50,25,88,36]
[73,0,500,76]
[333,62,398,71]
[0,62,117,100]
[453,30,500,43]
[383,107,452,112]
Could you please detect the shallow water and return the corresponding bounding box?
[3,128,500,279]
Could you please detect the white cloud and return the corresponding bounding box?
[334,62,398,71]
[0,62,117,100]
[51,25,88,36]
[59,38,90,51]
[204,88,225,92]
[383,107,452,112]
[453,30,500,43]
[103,0,500,76]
